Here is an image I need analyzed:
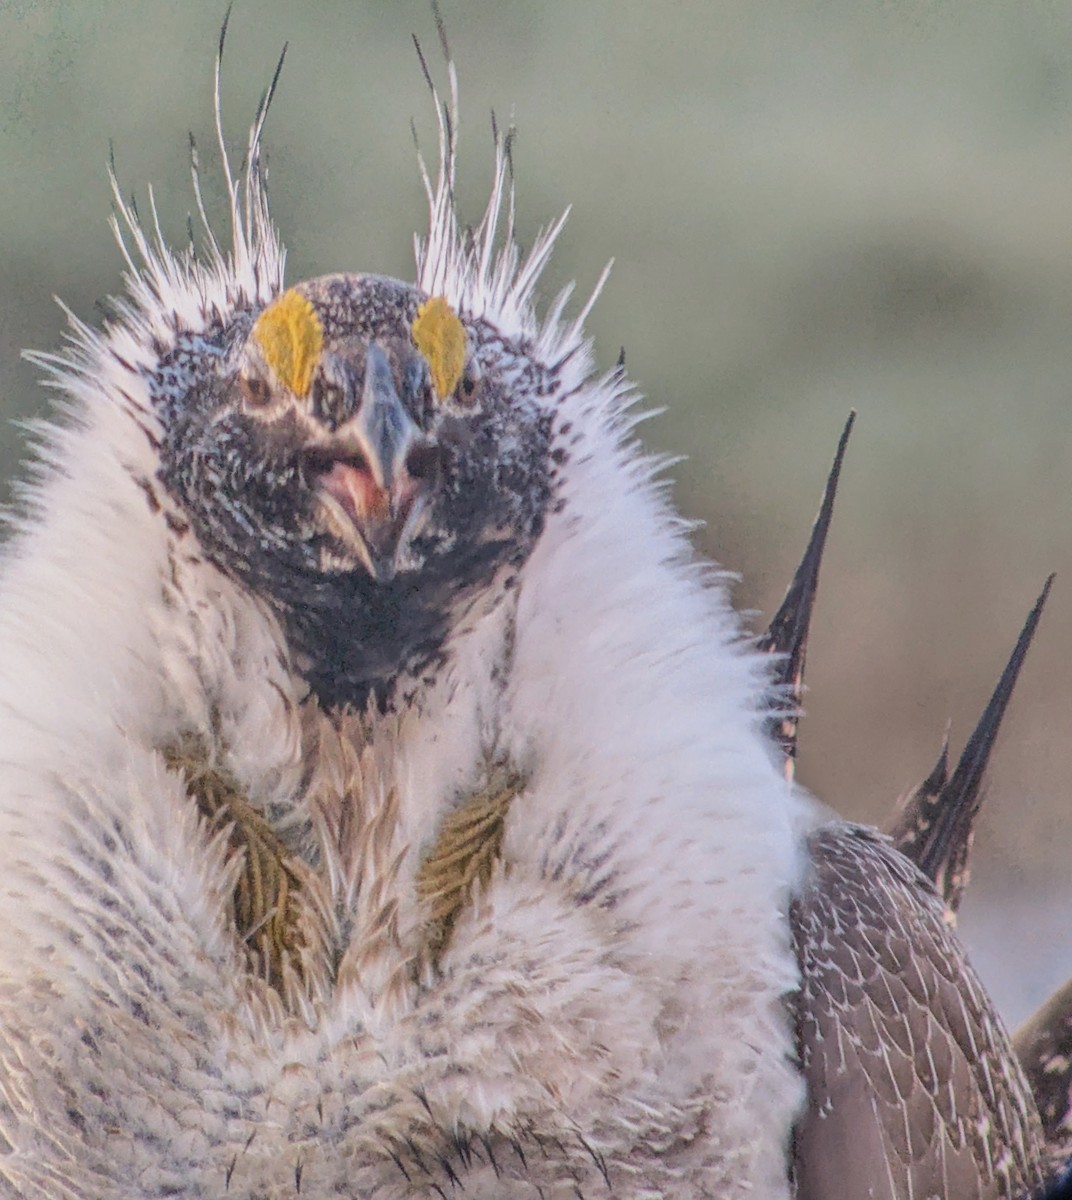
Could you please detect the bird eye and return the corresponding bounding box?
[456,360,482,406]
[239,371,273,410]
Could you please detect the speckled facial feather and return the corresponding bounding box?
[154,273,556,709]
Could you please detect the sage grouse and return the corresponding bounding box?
[0,23,1046,1200]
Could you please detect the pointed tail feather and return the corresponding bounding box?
[887,575,1053,919]
[759,412,855,778]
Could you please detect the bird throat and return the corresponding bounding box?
[283,538,524,711]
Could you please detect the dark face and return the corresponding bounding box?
[153,273,555,709]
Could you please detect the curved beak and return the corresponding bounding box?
[308,343,437,582]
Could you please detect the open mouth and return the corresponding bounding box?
[304,443,435,581]
[306,447,388,525]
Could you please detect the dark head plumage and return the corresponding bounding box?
[154,274,556,709]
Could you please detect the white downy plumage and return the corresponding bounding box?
[0,31,807,1200]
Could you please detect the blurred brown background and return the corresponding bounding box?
[1,1,1069,1026]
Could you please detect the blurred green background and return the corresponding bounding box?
[1,0,1070,1025]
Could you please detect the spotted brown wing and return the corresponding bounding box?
[791,821,1045,1200]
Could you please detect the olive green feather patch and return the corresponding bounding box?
[417,760,526,963]
[164,740,307,994]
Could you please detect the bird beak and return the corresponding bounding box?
[308,343,436,582]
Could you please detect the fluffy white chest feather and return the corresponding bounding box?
[0,408,805,1199]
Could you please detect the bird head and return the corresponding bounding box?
[154,272,556,708]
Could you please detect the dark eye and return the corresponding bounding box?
[239,371,273,409]
[457,361,481,406]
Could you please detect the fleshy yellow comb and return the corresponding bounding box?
[412,296,467,399]
[252,289,324,398]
